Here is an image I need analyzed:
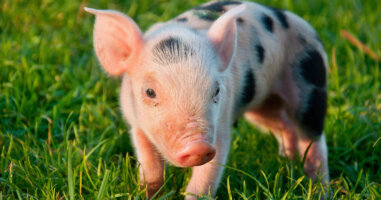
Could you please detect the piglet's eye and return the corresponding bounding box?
[212,86,220,103]
[146,88,156,98]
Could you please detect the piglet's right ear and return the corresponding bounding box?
[85,7,144,75]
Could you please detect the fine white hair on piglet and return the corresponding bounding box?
[85,1,329,198]
[143,25,220,115]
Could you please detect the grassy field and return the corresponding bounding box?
[1,0,380,199]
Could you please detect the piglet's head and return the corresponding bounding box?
[85,5,245,167]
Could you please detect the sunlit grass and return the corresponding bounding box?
[1,0,380,199]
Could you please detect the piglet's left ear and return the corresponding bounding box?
[207,5,246,72]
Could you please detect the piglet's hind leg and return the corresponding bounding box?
[296,86,329,184]
[244,95,299,159]
[298,134,329,184]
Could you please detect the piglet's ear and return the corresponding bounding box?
[207,5,246,72]
[85,7,144,75]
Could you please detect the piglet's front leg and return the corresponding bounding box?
[185,128,231,199]
[131,128,165,197]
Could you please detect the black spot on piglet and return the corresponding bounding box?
[255,44,265,64]
[261,14,274,32]
[299,88,327,137]
[237,17,244,24]
[195,1,242,13]
[153,37,194,64]
[240,69,256,105]
[270,8,289,29]
[299,49,326,88]
[176,17,188,22]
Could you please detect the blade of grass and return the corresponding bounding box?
[340,30,380,61]
[227,176,232,200]
[223,165,274,199]
[96,169,111,200]
[67,145,75,200]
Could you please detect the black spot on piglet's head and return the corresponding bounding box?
[153,37,195,64]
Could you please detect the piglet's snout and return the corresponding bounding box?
[176,141,216,167]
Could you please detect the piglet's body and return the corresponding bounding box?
[85,1,329,199]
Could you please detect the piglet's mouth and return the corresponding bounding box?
[175,141,216,167]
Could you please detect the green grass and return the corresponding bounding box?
[1,0,380,199]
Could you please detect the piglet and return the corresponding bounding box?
[85,1,329,199]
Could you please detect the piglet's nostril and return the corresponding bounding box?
[176,142,216,167]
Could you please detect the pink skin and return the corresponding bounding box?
[85,2,329,199]
[84,5,245,199]
[132,128,164,196]
[299,136,329,183]
[177,141,216,167]
[185,123,232,199]
[244,58,329,187]
[245,57,328,185]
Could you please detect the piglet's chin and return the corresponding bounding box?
[174,141,216,167]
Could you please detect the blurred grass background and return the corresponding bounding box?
[0,0,380,199]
